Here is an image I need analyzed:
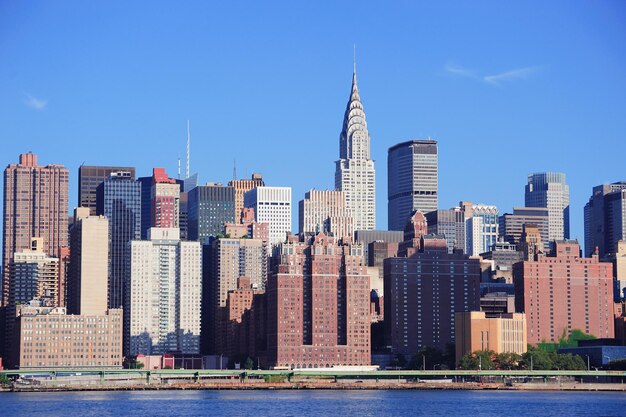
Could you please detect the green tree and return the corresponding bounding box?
[458,351,495,370]
[244,357,254,370]
[494,352,522,370]
[522,348,554,370]
[0,373,10,385]
[553,353,586,370]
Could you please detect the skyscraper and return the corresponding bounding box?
[425,207,465,254]
[126,228,201,356]
[335,64,376,231]
[244,186,291,247]
[96,171,141,308]
[203,235,268,354]
[2,152,69,306]
[78,165,135,215]
[67,207,109,316]
[266,233,371,368]
[298,189,353,239]
[388,140,438,231]
[498,207,550,252]
[151,168,180,229]
[188,183,236,242]
[3,238,60,361]
[525,172,570,243]
[384,220,481,354]
[584,182,626,258]
[513,240,613,344]
[228,173,265,220]
[464,203,499,257]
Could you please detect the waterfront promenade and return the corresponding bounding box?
[2,369,626,392]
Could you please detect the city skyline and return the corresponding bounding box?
[1,2,625,243]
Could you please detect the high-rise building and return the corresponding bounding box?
[188,183,236,242]
[266,233,371,368]
[479,240,523,284]
[8,238,59,309]
[611,241,626,300]
[299,189,353,239]
[151,168,180,229]
[384,216,481,355]
[425,208,465,254]
[96,171,141,308]
[228,173,265,220]
[463,203,499,257]
[3,238,60,361]
[244,186,291,247]
[126,228,201,356]
[78,165,135,215]
[499,207,550,252]
[388,140,438,231]
[584,182,626,258]
[335,65,376,231]
[67,207,109,316]
[2,152,68,305]
[138,176,153,240]
[513,240,614,344]
[525,172,570,243]
[203,235,268,354]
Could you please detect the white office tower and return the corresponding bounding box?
[464,204,499,256]
[335,64,376,231]
[244,186,292,247]
[126,228,201,356]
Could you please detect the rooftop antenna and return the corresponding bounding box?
[233,159,237,181]
[186,120,190,179]
[177,153,181,179]
[353,43,356,74]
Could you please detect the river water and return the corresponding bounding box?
[1,390,625,416]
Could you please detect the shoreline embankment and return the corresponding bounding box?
[3,381,626,393]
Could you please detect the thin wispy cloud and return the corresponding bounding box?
[445,63,541,86]
[483,66,540,86]
[24,93,48,110]
[444,63,478,79]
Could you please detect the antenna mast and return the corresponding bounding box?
[186,120,190,179]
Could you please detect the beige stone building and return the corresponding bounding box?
[298,189,354,239]
[455,311,527,364]
[228,173,265,220]
[67,208,109,316]
[12,304,122,369]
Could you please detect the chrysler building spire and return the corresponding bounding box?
[335,52,376,231]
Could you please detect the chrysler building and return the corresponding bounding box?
[335,61,376,231]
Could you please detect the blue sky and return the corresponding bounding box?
[1,1,625,242]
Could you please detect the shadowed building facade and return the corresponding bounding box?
[78,165,135,215]
[384,212,481,355]
[388,140,438,231]
[266,233,371,368]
